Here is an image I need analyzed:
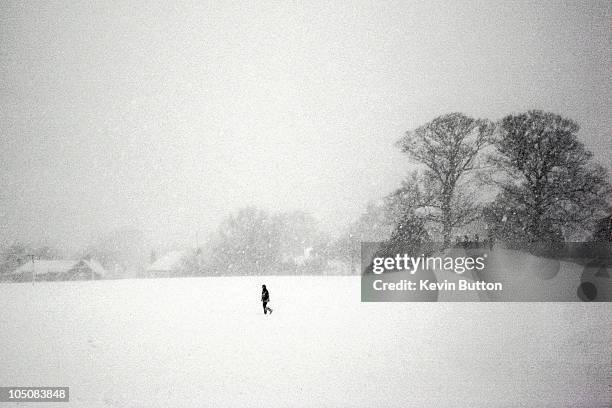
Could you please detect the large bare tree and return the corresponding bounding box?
[491,110,610,241]
[396,113,493,246]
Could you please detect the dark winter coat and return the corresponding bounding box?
[261,288,269,302]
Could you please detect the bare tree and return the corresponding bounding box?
[490,110,610,241]
[396,113,493,246]
[206,208,324,275]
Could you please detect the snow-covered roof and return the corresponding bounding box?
[80,259,107,277]
[9,259,107,277]
[10,260,77,276]
[147,250,186,272]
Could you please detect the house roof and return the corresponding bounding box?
[147,250,186,272]
[10,259,107,277]
[80,259,107,277]
[11,260,77,276]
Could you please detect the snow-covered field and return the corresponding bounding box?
[1,276,610,407]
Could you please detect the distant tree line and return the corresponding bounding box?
[2,110,609,278]
[193,207,328,276]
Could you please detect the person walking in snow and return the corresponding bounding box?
[261,284,273,315]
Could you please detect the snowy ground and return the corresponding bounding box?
[1,276,610,407]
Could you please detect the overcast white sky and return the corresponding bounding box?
[1,0,611,250]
